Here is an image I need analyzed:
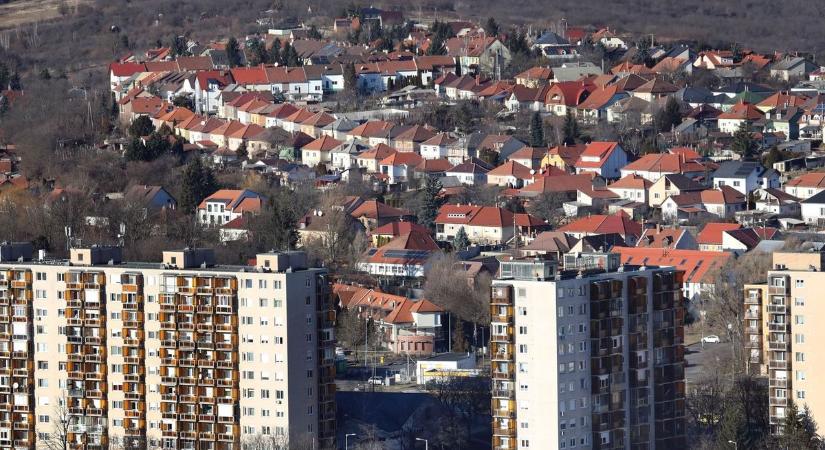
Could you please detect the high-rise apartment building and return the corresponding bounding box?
[0,243,335,450]
[491,252,686,450]
[744,250,825,434]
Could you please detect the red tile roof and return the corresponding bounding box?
[613,247,731,283]
[350,200,411,220]
[696,222,742,245]
[559,211,642,238]
[371,221,431,237]
[718,102,764,120]
[785,172,825,188]
[302,135,342,152]
[609,174,652,190]
[487,161,533,179]
[435,205,543,228]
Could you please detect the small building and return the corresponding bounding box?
[416,353,477,385]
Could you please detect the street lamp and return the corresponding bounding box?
[415,437,429,450]
[728,440,737,450]
[345,433,357,450]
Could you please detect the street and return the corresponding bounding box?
[685,339,736,386]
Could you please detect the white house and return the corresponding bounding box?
[801,190,825,225]
[197,189,264,227]
[712,161,778,195]
[574,142,628,179]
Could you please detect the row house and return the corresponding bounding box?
[660,186,746,222]
[434,204,546,245]
[620,152,713,182]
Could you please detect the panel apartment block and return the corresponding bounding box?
[0,243,335,450]
[491,252,686,450]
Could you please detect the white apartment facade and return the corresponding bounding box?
[491,253,686,450]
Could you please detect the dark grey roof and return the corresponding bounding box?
[801,189,825,204]
[676,86,713,104]
[661,174,705,191]
[712,161,762,178]
[534,31,571,46]
[714,82,773,95]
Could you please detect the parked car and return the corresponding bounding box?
[701,335,720,344]
[367,376,384,385]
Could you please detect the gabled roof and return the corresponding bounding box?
[198,189,263,212]
[613,247,730,283]
[717,102,764,120]
[416,158,453,173]
[447,159,491,174]
[516,66,553,81]
[422,133,458,147]
[559,211,642,238]
[609,174,652,190]
[110,62,146,77]
[633,78,679,94]
[696,222,742,245]
[362,230,439,265]
[637,227,689,248]
[700,186,746,205]
[508,146,547,161]
[487,161,533,179]
[379,152,422,167]
[785,172,825,188]
[301,111,336,128]
[303,135,342,152]
[545,81,592,107]
[521,231,576,253]
[724,228,761,250]
[394,125,437,143]
[350,200,411,220]
[356,143,397,161]
[519,173,594,196]
[800,189,825,204]
[435,205,543,228]
[371,221,431,237]
[577,84,623,110]
[657,173,706,191]
[712,161,763,178]
[622,153,709,174]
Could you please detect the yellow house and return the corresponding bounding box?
[540,144,586,172]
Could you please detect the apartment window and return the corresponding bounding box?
[147,313,157,321]
[796,280,805,288]
[795,315,805,325]
[798,390,806,399]
[518,307,527,316]
[243,389,254,398]
[274,300,283,308]
[519,344,528,354]
[518,363,528,374]
[557,307,564,318]
[245,279,253,288]
[579,342,586,352]
[242,371,254,380]
[261,389,270,399]
[37,361,47,370]
[242,407,254,416]
[241,316,253,325]
[796,352,805,362]
[519,326,527,335]
[260,317,269,326]
[795,334,805,344]
[276,390,284,399]
[275,337,284,345]
[795,297,805,306]
[36,343,47,352]
[274,280,281,289]
[796,371,806,381]
[521,440,530,447]
[57,273,64,282]
[111,365,122,373]
[37,379,48,388]
[259,280,267,289]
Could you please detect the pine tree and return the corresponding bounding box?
[344,62,358,94]
[226,37,242,68]
[656,97,683,131]
[484,17,499,37]
[732,122,757,160]
[780,401,821,450]
[180,157,219,213]
[563,111,580,145]
[453,227,470,251]
[282,42,300,67]
[128,116,155,138]
[269,38,282,65]
[530,112,545,147]
[419,176,445,232]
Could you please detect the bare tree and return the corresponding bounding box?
[703,251,771,372]
[41,395,70,450]
[425,375,491,449]
[526,192,566,228]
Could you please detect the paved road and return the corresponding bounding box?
[685,339,736,386]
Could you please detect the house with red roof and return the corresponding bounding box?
[420,133,459,160]
[544,80,593,116]
[435,205,546,245]
[515,66,554,88]
[573,142,628,179]
[355,144,397,173]
[109,62,146,92]
[613,247,730,301]
[783,172,825,200]
[392,125,437,153]
[620,152,712,182]
[370,222,431,247]
[607,174,653,203]
[541,144,587,172]
[334,284,444,355]
[575,84,627,123]
[696,222,743,251]
[718,102,764,134]
[486,161,534,188]
[506,146,546,170]
[301,135,342,167]
[358,230,440,278]
[559,211,643,245]
[379,152,423,184]
[661,187,746,223]
[193,70,232,114]
[197,189,264,226]
[349,200,414,231]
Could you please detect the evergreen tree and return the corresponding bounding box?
[236,141,248,161]
[563,111,580,145]
[226,37,242,68]
[484,17,499,37]
[0,96,8,117]
[124,137,148,161]
[282,42,300,66]
[656,97,683,131]
[419,177,446,232]
[530,112,545,147]
[732,122,757,160]
[0,63,9,90]
[452,319,468,352]
[180,157,219,213]
[269,38,282,65]
[453,226,470,251]
[247,38,268,66]
[170,35,189,57]
[9,72,21,91]
[128,116,155,137]
[344,62,358,94]
[780,401,821,450]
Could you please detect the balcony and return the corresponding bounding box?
[492,389,515,399]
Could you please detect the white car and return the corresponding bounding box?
[701,335,721,344]
[367,376,384,386]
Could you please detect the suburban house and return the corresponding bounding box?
[660,186,746,222]
[445,159,491,185]
[541,144,586,172]
[358,230,440,278]
[558,211,643,245]
[711,161,779,195]
[486,161,534,188]
[349,200,414,232]
[753,188,800,215]
[355,144,397,173]
[506,146,546,170]
[696,222,743,251]
[619,152,711,182]
[800,190,825,226]
[784,172,825,199]
[606,174,652,203]
[544,80,592,116]
[717,102,764,134]
[197,189,264,226]
[420,133,458,160]
[649,174,706,207]
[434,205,546,245]
[445,36,512,76]
[123,185,177,212]
[770,56,818,81]
[301,135,342,167]
[573,142,628,179]
[379,152,423,185]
